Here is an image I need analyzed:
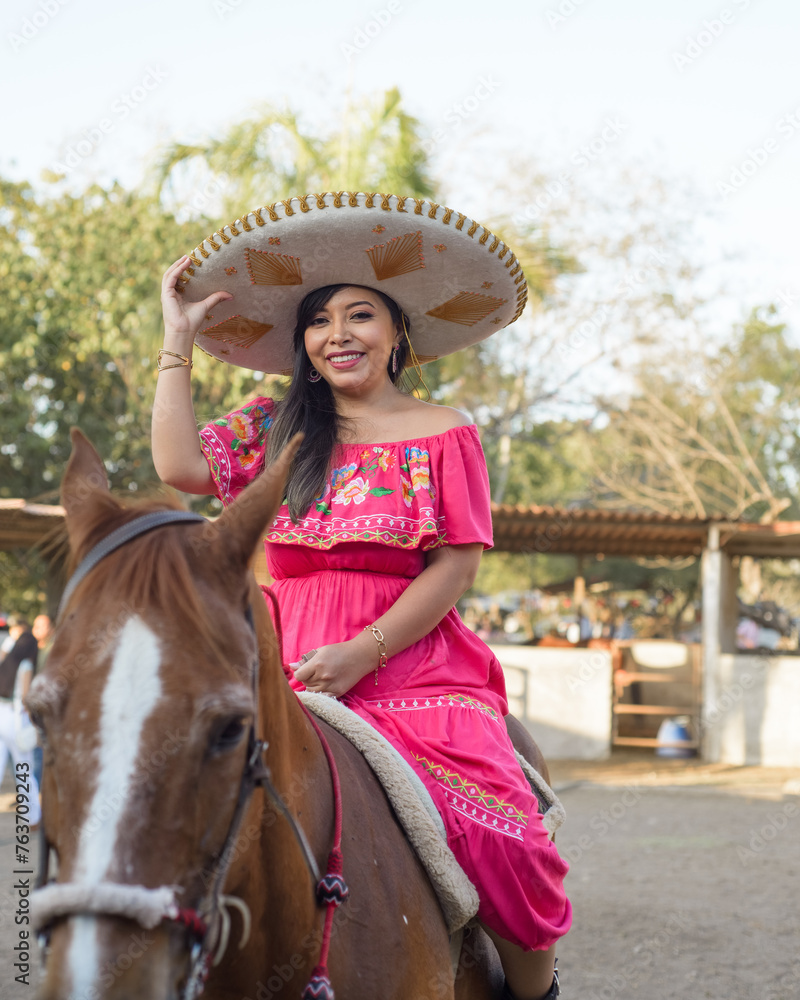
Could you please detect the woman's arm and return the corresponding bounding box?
[152,255,232,495]
[291,542,483,696]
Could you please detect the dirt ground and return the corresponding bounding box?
[1,750,798,1000]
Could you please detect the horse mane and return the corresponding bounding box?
[66,491,234,667]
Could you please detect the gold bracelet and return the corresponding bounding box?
[157,349,193,372]
[363,625,388,685]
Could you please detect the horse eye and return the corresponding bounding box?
[210,718,247,756]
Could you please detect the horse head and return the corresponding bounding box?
[28,429,301,1000]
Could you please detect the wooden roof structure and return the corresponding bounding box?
[490,505,800,560]
[0,499,65,549]
[3,499,800,560]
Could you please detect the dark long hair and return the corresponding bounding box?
[265,284,410,522]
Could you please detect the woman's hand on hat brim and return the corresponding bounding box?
[161,255,233,343]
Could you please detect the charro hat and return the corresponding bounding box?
[177,192,527,374]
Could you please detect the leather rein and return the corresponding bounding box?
[32,510,326,1000]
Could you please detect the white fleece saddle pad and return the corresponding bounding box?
[298,692,565,934]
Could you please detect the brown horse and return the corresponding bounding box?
[28,430,546,1000]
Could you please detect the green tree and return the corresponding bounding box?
[156,88,437,219]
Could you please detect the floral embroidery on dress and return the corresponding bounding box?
[201,400,487,551]
[333,476,371,506]
[402,445,436,500]
[374,447,396,472]
[212,400,272,471]
[330,463,358,491]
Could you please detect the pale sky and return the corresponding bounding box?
[4,0,799,327]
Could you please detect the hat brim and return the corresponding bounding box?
[179,192,527,374]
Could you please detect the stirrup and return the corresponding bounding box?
[501,958,560,1000]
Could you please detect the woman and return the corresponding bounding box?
[152,193,570,1000]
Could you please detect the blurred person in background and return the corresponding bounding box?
[31,613,54,789]
[0,615,42,825]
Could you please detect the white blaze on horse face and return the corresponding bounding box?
[68,614,163,996]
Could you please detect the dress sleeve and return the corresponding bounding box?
[199,397,275,506]
[428,424,494,549]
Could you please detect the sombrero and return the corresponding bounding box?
[177,191,527,374]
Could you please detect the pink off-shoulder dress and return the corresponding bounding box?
[200,397,571,950]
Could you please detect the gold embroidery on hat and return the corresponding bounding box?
[298,196,310,213]
[314,193,327,209]
[467,220,479,237]
[413,199,425,215]
[427,203,439,219]
[217,229,231,245]
[332,191,345,208]
[201,316,274,347]
[380,194,392,210]
[396,197,408,213]
[206,235,220,251]
[188,252,202,266]
[348,192,359,207]
[240,216,252,232]
[282,200,295,217]
[366,231,425,281]
[442,207,453,225]
[426,292,506,327]
[265,204,279,221]
[228,222,240,236]
[246,249,303,286]
[364,193,377,208]
[479,230,490,245]
[455,214,466,230]
[498,246,509,259]
[488,238,500,253]
[253,209,265,226]
[197,245,210,259]
[505,254,517,269]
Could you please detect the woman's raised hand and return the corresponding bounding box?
[161,255,233,342]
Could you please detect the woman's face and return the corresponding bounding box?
[303,286,401,395]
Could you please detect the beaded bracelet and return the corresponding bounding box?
[363,625,388,685]
[157,349,193,372]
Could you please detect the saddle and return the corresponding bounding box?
[298,692,566,934]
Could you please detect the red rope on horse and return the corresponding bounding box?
[298,703,347,1000]
[261,585,347,1000]
[261,585,285,668]
[172,907,207,940]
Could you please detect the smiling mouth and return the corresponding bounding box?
[327,353,364,364]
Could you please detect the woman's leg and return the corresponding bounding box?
[480,923,558,1000]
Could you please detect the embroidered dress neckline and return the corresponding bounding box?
[335,423,476,449]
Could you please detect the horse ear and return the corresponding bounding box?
[213,433,303,569]
[61,428,116,550]
[61,428,111,514]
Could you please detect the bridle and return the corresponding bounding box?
[31,510,337,1000]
